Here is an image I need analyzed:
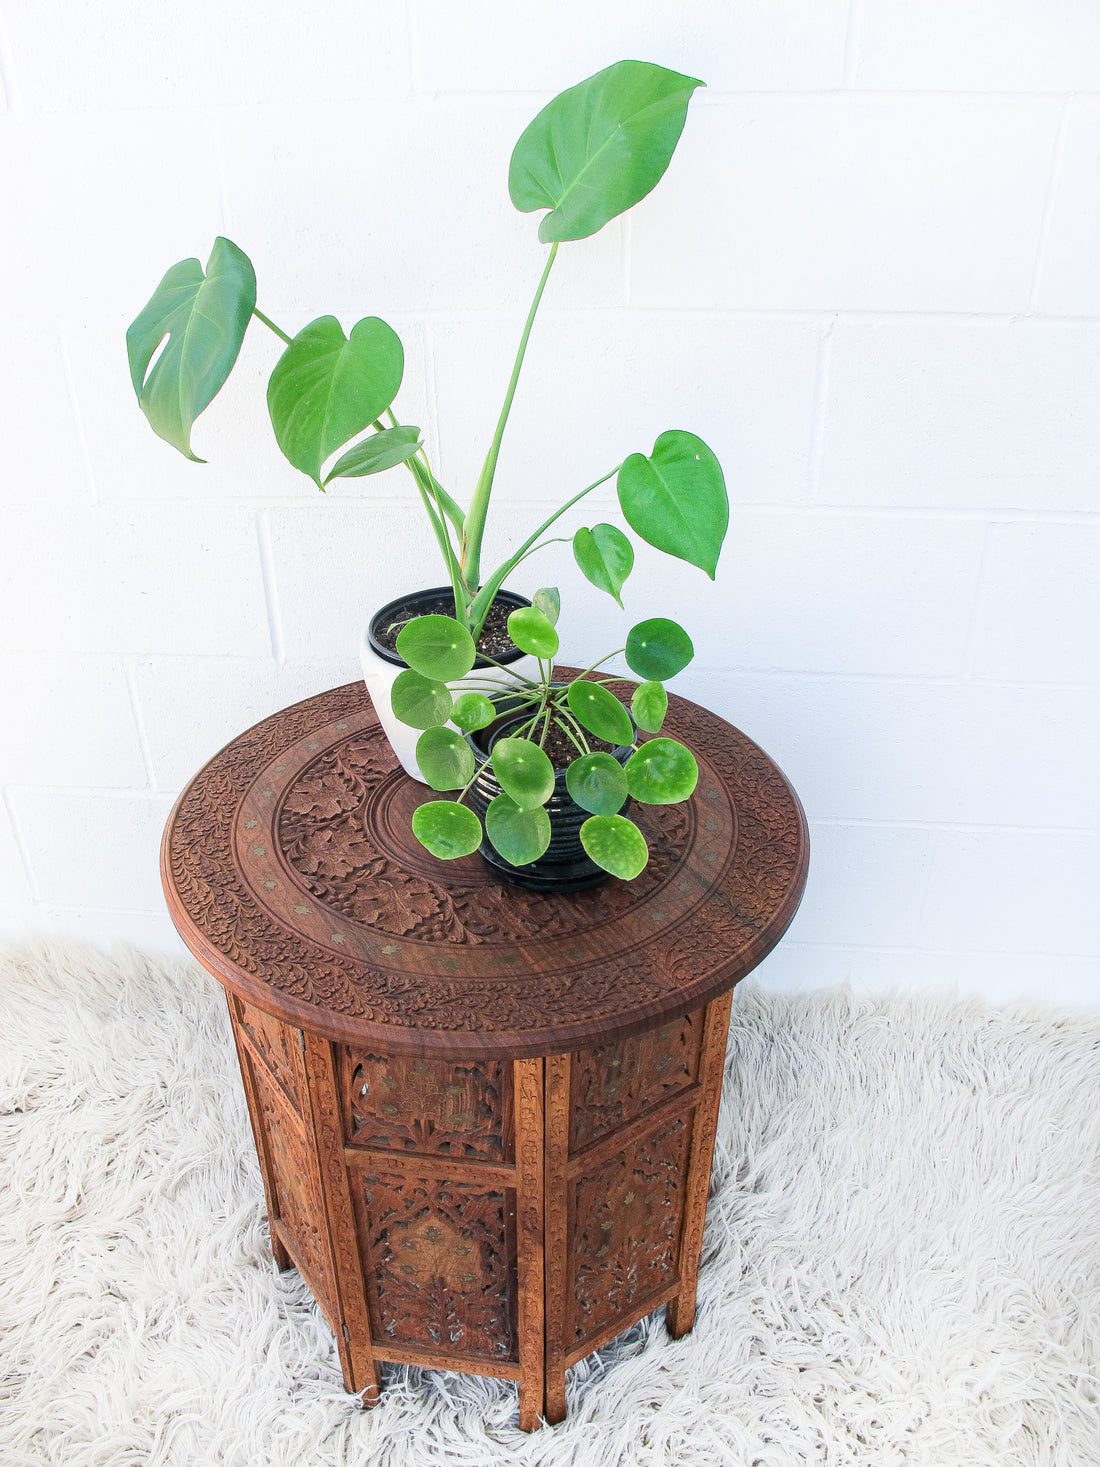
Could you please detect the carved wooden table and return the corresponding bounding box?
[161,678,808,1430]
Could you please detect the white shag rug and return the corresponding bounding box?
[1,942,1098,1467]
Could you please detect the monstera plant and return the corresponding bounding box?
[126,59,730,884]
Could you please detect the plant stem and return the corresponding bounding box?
[252,308,293,346]
[461,242,559,587]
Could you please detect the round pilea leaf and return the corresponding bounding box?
[506,606,559,659]
[631,680,667,734]
[625,737,698,805]
[396,614,476,681]
[565,751,628,816]
[565,680,634,747]
[449,692,495,731]
[580,814,649,880]
[390,669,453,730]
[411,800,483,860]
[416,726,475,791]
[490,736,556,810]
[485,793,551,866]
[531,586,560,627]
[625,617,694,681]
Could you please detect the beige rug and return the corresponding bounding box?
[1,940,1098,1465]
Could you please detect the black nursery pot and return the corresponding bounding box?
[465,692,635,894]
[367,585,532,668]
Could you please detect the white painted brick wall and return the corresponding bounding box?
[1,2,1098,1008]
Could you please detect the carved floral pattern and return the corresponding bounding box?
[340,1048,512,1160]
[569,1009,703,1150]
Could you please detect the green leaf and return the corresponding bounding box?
[485,793,551,866]
[566,681,634,746]
[625,618,694,680]
[323,424,422,485]
[411,800,483,859]
[507,606,559,659]
[450,692,495,731]
[509,60,704,243]
[617,430,728,578]
[625,737,699,805]
[266,315,404,487]
[573,523,634,606]
[532,587,560,627]
[631,680,668,734]
[490,736,556,811]
[415,726,476,791]
[390,669,453,729]
[126,236,257,461]
[396,615,477,681]
[565,752,628,816]
[580,814,649,880]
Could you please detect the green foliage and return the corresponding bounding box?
[573,523,634,606]
[491,736,556,810]
[509,60,703,243]
[618,430,728,578]
[580,814,649,879]
[324,424,422,485]
[631,680,667,734]
[390,669,452,729]
[565,752,629,816]
[396,615,477,681]
[625,617,694,680]
[449,692,495,731]
[485,794,551,865]
[267,316,404,487]
[411,800,483,859]
[126,237,256,460]
[566,680,634,746]
[625,737,698,804]
[532,587,560,626]
[416,726,475,790]
[506,606,559,659]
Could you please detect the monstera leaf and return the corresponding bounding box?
[509,60,703,242]
[618,430,728,578]
[126,236,256,460]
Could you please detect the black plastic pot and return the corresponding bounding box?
[465,692,635,893]
[367,585,532,669]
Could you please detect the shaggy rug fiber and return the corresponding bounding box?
[1,942,1098,1467]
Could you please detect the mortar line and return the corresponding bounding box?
[807,320,835,503]
[959,521,996,679]
[58,327,99,504]
[122,659,159,792]
[213,112,234,234]
[0,5,19,111]
[255,510,285,664]
[405,0,424,96]
[1026,95,1073,314]
[1,787,40,904]
[842,0,865,88]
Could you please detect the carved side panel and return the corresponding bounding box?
[237,998,305,1115]
[569,1114,691,1348]
[569,1010,704,1151]
[338,1048,513,1161]
[353,1172,518,1360]
[251,1067,333,1306]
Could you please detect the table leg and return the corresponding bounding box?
[514,1058,545,1432]
[225,992,292,1272]
[666,988,733,1339]
[542,1052,571,1424]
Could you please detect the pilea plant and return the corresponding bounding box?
[392,592,702,878]
[125,59,728,638]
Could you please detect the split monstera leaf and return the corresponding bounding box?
[393,601,700,879]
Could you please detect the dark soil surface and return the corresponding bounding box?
[492,713,620,770]
[375,595,519,661]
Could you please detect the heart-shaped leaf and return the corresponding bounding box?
[411,800,483,859]
[532,587,560,627]
[267,315,404,487]
[450,692,496,731]
[416,726,476,791]
[625,618,694,680]
[390,669,453,729]
[490,736,555,811]
[507,606,559,659]
[509,60,704,243]
[631,680,667,734]
[565,752,628,815]
[396,615,476,681]
[126,236,257,460]
[323,424,422,485]
[573,523,634,606]
[566,681,634,747]
[618,430,728,578]
[580,814,649,879]
[485,793,551,866]
[625,737,698,804]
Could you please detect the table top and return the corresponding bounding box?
[162,678,808,1059]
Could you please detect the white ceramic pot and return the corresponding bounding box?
[360,586,540,784]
